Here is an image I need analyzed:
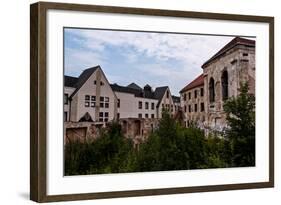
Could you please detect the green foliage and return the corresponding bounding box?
[65,89,256,175]
[223,82,255,167]
[64,121,134,175]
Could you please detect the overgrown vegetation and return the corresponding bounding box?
[64,83,255,175]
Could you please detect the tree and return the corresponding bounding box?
[223,83,255,167]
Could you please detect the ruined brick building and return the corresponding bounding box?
[180,37,255,132]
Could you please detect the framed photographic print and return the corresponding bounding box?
[30,1,274,202]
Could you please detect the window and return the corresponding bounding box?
[184,105,187,113]
[99,112,103,122]
[91,96,96,107]
[194,90,197,98]
[138,113,142,118]
[91,101,96,107]
[151,114,154,119]
[104,112,109,122]
[243,53,248,56]
[64,94,68,105]
[64,112,67,122]
[166,90,169,98]
[85,95,96,107]
[151,102,155,110]
[100,81,104,86]
[209,77,215,103]
[117,99,120,108]
[221,70,228,100]
[184,93,187,101]
[145,102,149,109]
[145,114,148,118]
[195,104,198,112]
[188,92,191,100]
[138,101,142,109]
[201,88,204,97]
[94,80,97,85]
[104,97,109,108]
[189,105,191,113]
[201,103,204,112]
[117,113,120,119]
[99,96,109,108]
[85,95,90,107]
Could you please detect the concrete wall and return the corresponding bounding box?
[115,92,158,119]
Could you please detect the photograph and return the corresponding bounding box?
[63,28,256,176]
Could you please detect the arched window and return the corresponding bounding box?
[209,77,215,103]
[221,70,228,100]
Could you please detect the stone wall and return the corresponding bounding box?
[120,118,159,146]
[64,118,159,146]
[181,85,205,128]
[203,44,255,132]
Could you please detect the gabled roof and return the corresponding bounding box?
[154,86,169,107]
[154,86,168,100]
[127,83,142,90]
[111,83,144,97]
[112,83,172,102]
[64,75,78,88]
[172,95,180,103]
[180,74,204,93]
[202,37,255,68]
[69,66,100,99]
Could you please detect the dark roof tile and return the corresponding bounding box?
[127,83,142,90]
[64,75,78,87]
[69,66,100,98]
[180,74,204,93]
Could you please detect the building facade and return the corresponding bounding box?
[64,65,180,143]
[180,37,255,132]
[180,74,205,128]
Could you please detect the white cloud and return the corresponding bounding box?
[68,29,233,66]
[65,47,107,76]
[65,28,237,94]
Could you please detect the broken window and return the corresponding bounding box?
[221,70,228,100]
[209,77,215,103]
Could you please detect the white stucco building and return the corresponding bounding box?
[64,65,180,126]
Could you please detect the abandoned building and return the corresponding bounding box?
[64,36,255,143]
[64,65,180,143]
[180,37,255,132]
[180,74,205,129]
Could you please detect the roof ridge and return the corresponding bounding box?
[202,37,255,68]
[180,74,204,93]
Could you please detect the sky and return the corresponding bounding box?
[64,28,236,96]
